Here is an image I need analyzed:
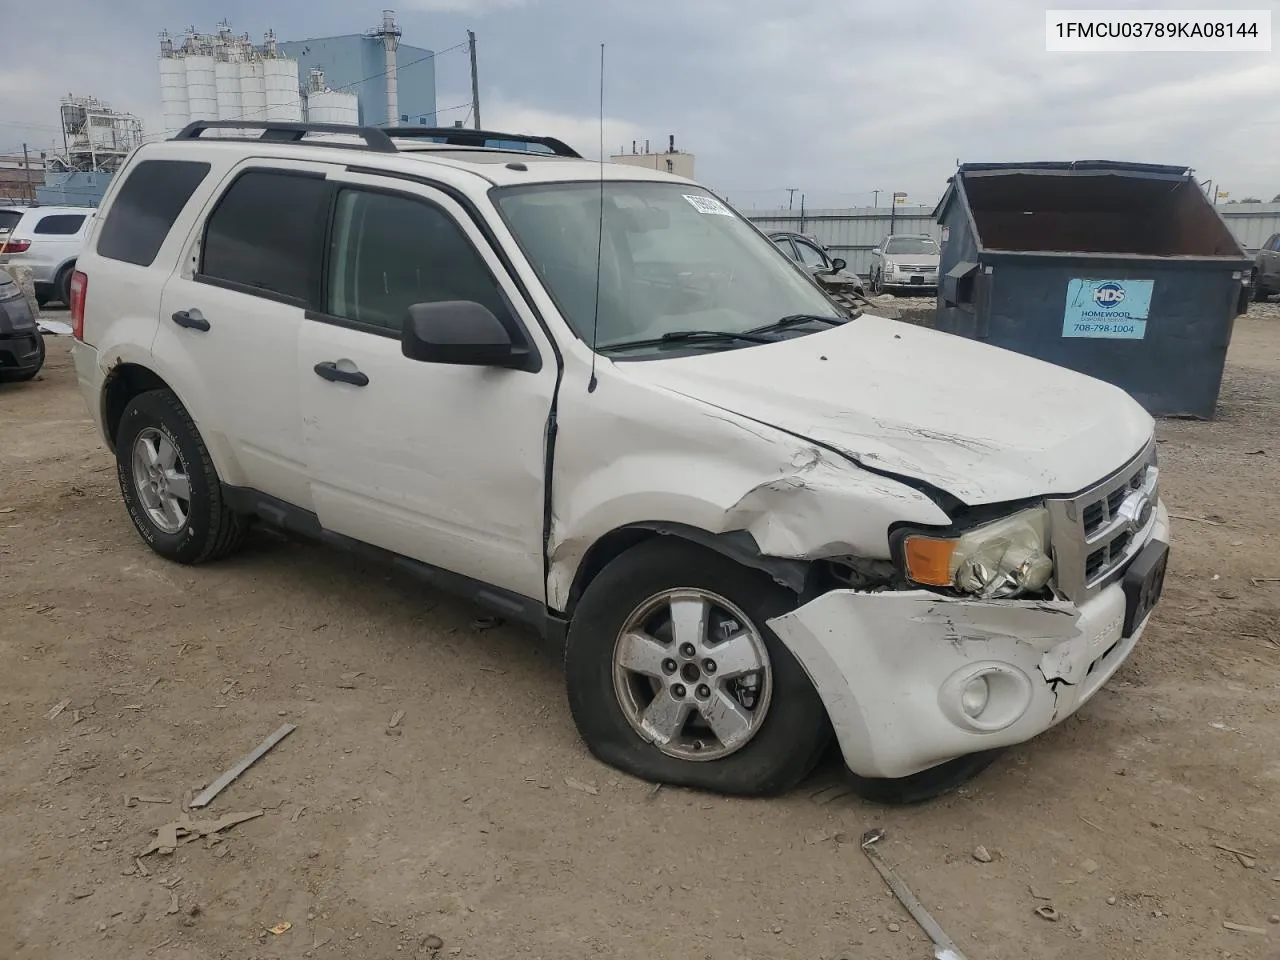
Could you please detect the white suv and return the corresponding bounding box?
[69,121,1170,802]
[0,204,95,306]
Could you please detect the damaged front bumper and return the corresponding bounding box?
[767,505,1170,780]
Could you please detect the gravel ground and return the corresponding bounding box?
[3,317,1280,960]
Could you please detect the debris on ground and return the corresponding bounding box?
[1222,921,1267,935]
[388,709,405,729]
[972,845,993,863]
[860,828,968,959]
[1035,905,1061,922]
[189,723,296,809]
[1212,842,1259,868]
[124,795,172,807]
[140,809,265,857]
[268,921,292,935]
[45,698,71,720]
[421,933,444,951]
[563,777,599,796]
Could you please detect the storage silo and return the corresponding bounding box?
[184,55,218,121]
[159,56,190,135]
[263,57,301,121]
[215,60,243,121]
[239,60,267,122]
[306,90,360,125]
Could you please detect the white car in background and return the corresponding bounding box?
[0,205,96,306]
[869,233,940,294]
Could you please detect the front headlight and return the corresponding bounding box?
[884,259,898,273]
[901,507,1054,599]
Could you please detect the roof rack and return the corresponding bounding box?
[171,121,581,158]
[381,127,581,158]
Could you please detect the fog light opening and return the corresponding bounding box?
[961,675,991,718]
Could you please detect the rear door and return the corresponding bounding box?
[155,160,332,509]
[298,170,557,601]
[31,212,88,282]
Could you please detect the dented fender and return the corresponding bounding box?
[545,366,951,610]
[766,584,1143,779]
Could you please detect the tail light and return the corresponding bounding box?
[69,270,88,341]
[0,238,31,254]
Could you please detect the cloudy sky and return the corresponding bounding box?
[1,0,1276,209]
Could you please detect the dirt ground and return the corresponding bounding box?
[3,310,1280,960]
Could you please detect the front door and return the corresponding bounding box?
[298,171,557,602]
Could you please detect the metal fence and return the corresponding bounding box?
[746,202,1280,278]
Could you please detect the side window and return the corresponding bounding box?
[201,170,329,304]
[34,214,86,236]
[325,189,510,334]
[1270,234,1280,252]
[97,159,211,267]
[771,237,798,261]
[794,240,828,268]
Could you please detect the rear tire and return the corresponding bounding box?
[54,264,73,307]
[1253,271,1269,302]
[115,389,247,564]
[565,539,832,796]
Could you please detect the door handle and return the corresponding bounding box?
[171,309,210,332]
[313,361,369,387]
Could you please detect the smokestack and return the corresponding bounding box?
[381,10,401,125]
[631,140,636,154]
[645,139,649,154]
[669,134,674,153]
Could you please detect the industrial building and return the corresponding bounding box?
[611,136,695,179]
[279,11,438,128]
[22,96,143,206]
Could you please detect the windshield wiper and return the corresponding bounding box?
[746,314,848,335]
[598,329,777,354]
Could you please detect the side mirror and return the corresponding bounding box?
[830,257,847,272]
[401,300,531,369]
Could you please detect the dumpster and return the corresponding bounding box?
[932,161,1251,418]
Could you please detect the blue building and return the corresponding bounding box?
[278,33,437,128]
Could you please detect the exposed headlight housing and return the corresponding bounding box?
[883,259,898,273]
[901,507,1054,599]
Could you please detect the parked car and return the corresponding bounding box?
[0,266,44,382]
[70,121,1169,803]
[768,231,867,303]
[0,204,96,306]
[1252,232,1280,301]
[868,233,940,294]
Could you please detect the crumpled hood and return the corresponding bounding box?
[618,314,1154,506]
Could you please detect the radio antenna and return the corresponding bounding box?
[587,42,604,394]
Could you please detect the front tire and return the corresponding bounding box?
[565,540,831,796]
[115,389,247,564]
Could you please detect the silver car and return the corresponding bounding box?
[0,205,95,306]
[869,234,940,294]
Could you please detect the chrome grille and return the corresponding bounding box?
[1046,437,1159,603]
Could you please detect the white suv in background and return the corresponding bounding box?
[0,204,95,306]
[68,121,1170,803]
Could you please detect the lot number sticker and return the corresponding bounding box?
[683,194,733,216]
[1062,278,1153,339]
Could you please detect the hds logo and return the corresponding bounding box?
[1093,281,1126,308]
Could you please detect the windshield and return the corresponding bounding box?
[884,237,938,255]
[492,182,841,350]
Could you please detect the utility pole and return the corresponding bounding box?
[467,30,481,130]
[786,187,798,211]
[22,144,33,202]
[799,193,806,233]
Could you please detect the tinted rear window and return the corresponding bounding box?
[200,170,328,304]
[34,214,86,235]
[0,211,20,233]
[97,159,211,267]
